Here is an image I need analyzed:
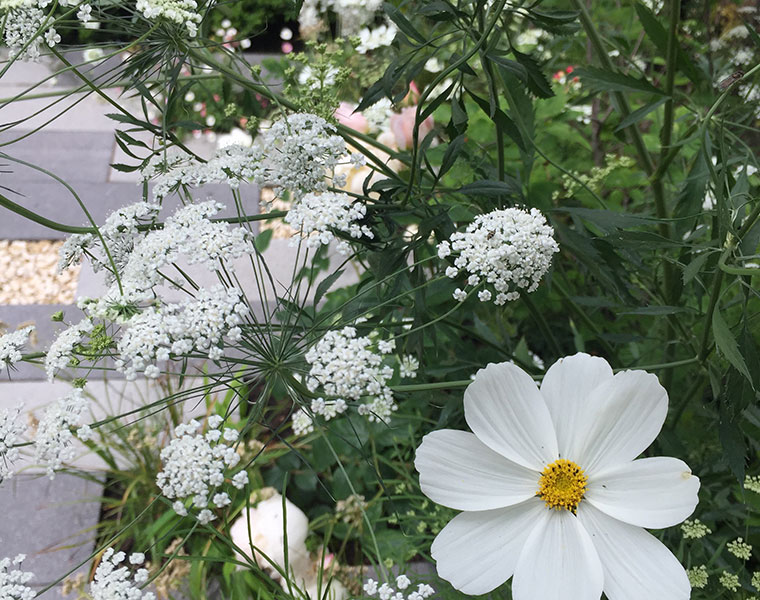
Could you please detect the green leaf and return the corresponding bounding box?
[682,252,710,285]
[314,269,345,306]
[719,398,746,482]
[574,66,666,96]
[383,3,426,44]
[713,308,753,384]
[438,134,465,178]
[254,228,273,252]
[512,50,554,98]
[613,97,669,132]
[634,3,704,86]
[465,87,525,150]
[457,179,522,198]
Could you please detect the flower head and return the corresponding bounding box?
[440,207,558,305]
[415,353,699,598]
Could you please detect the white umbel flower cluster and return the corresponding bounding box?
[363,576,435,600]
[79,201,254,312]
[34,388,88,478]
[284,191,373,254]
[0,405,26,484]
[1,0,60,61]
[438,207,559,305]
[135,0,202,36]
[45,319,94,381]
[0,326,34,368]
[156,418,249,524]
[293,327,406,434]
[58,202,160,278]
[115,285,248,380]
[0,554,35,600]
[90,548,153,600]
[255,113,346,198]
[141,114,345,202]
[143,146,260,202]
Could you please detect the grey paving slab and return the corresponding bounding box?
[0,52,60,87]
[0,131,114,184]
[0,473,102,588]
[0,181,260,240]
[0,86,123,133]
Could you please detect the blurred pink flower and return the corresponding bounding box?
[334,102,369,134]
[390,106,434,150]
[282,41,294,54]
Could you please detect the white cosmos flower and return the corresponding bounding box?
[414,352,699,599]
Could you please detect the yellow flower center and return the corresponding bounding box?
[537,459,588,512]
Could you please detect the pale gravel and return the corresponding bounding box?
[0,240,80,304]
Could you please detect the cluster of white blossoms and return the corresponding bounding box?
[58,202,160,279]
[284,191,373,254]
[45,318,94,381]
[356,22,397,54]
[0,326,34,368]
[0,405,26,484]
[90,548,153,600]
[438,207,559,305]
[77,201,254,312]
[156,418,249,524]
[254,114,347,198]
[1,0,56,60]
[293,329,418,434]
[115,285,248,380]
[34,388,88,478]
[135,0,202,36]
[141,114,346,202]
[0,554,35,600]
[142,146,260,202]
[363,576,435,600]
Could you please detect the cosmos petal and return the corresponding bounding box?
[512,508,603,600]
[540,353,614,461]
[465,362,558,470]
[575,369,668,474]
[415,429,539,510]
[431,498,545,595]
[587,457,700,528]
[577,503,691,600]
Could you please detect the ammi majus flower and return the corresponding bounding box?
[414,352,699,599]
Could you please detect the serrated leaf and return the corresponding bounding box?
[314,268,345,306]
[713,308,753,384]
[110,162,142,172]
[614,97,669,132]
[439,134,465,178]
[512,50,554,98]
[465,87,525,150]
[574,66,666,96]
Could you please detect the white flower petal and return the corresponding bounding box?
[540,353,614,460]
[431,498,545,595]
[577,503,691,600]
[576,370,668,473]
[587,457,700,528]
[415,430,539,511]
[465,362,558,470]
[513,508,603,600]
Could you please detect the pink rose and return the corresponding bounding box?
[334,102,369,134]
[389,106,434,150]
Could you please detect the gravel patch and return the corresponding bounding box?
[0,240,80,304]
